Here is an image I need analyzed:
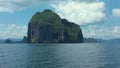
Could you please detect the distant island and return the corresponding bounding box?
[4,39,12,43]
[27,9,83,43]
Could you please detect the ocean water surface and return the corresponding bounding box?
[0,43,120,68]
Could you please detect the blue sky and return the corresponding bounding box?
[0,0,120,39]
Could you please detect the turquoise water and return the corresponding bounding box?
[0,43,120,68]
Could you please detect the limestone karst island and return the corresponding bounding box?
[27,9,83,43]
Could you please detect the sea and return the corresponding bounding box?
[0,43,120,68]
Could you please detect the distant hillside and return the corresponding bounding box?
[105,38,120,43]
[0,38,23,43]
[83,38,103,43]
[84,38,120,43]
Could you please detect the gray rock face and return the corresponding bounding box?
[27,9,83,43]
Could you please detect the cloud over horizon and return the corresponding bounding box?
[82,25,120,39]
[52,0,106,25]
[112,8,120,17]
[0,24,27,39]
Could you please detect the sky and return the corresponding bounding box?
[0,0,120,39]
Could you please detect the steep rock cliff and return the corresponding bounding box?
[27,9,83,43]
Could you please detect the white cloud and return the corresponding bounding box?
[0,0,63,13]
[0,0,102,13]
[0,0,41,13]
[112,8,120,17]
[0,24,27,39]
[82,25,120,39]
[52,0,106,25]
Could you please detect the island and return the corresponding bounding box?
[27,9,83,43]
[4,39,12,43]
